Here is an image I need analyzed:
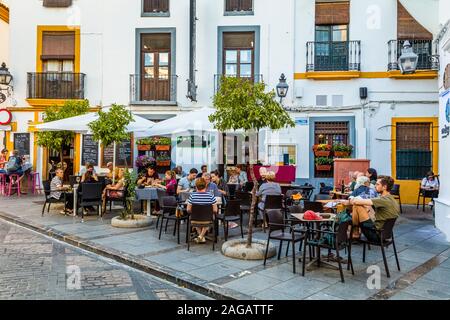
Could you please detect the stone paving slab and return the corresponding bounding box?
[0,196,449,300]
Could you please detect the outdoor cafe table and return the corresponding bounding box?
[290,212,338,271]
[135,187,159,216]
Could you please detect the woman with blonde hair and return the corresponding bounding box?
[256,171,281,223]
[102,168,125,212]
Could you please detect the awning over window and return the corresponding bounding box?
[43,0,72,7]
[315,1,350,25]
[41,31,75,60]
[397,1,432,40]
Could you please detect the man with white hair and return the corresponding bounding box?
[351,176,378,199]
[50,168,73,214]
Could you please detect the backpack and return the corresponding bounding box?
[319,211,352,248]
[6,156,20,172]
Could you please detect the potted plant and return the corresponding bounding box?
[315,157,334,171]
[137,137,153,151]
[111,169,152,228]
[156,153,171,166]
[155,137,171,151]
[135,155,155,173]
[332,144,353,157]
[312,144,332,157]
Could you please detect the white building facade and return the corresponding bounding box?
[436,0,450,240]
[1,0,441,204]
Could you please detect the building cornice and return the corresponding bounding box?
[0,3,9,24]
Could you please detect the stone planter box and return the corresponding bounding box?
[111,215,153,228]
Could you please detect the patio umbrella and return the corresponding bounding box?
[36,110,155,182]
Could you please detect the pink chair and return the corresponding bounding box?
[0,173,6,195]
[7,174,21,197]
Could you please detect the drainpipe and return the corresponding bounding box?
[187,0,198,102]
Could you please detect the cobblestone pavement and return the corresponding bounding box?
[0,219,208,300]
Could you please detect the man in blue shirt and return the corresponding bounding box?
[177,168,198,194]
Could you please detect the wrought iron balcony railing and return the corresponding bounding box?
[130,74,177,103]
[388,39,439,71]
[306,40,361,72]
[214,74,263,94]
[27,72,85,99]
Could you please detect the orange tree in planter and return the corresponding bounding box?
[209,76,295,248]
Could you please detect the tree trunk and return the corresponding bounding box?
[246,163,259,248]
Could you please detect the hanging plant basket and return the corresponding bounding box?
[155,145,170,151]
[137,145,151,151]
[314,150,331,157]
[334,151,350,157]
[316,165,332,171]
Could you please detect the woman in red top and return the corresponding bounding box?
[0,149,8,173]
[154,170,177,196]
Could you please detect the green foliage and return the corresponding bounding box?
[88,104,134,147]
[313,144,332,151]
[120,169,138,220]
[315,157,334,165]
[332,143,353,153]
[136,137,171,146]
[209,77,295,132]
[36,100,90,152]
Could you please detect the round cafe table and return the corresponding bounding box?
[290,212,338,271]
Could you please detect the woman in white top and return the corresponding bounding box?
[421,171,439,189]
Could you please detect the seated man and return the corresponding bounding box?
[6,150,23,176]
[177,168,198,194]
[256,171,282,222]
[186,178,218,244]
[50,168,73,214]
[202,172,221,197]
[346,176,400,242]
[350,176,378,199]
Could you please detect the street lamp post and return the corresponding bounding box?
[276,73,289,104]
[0,62,13,104]
[398,41,419,74]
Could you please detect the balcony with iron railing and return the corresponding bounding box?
[27,72,86,100]
[130,74,177,105]
[388,39,439,71]
[214,74,263,94]
[306,40,361,72]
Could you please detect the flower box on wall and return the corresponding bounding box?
[155,145,170,151]
[315,165,332,171]
[137,145,151,151]
[156,160,171,166]
[333,151,350,158]
[314,150,331,157]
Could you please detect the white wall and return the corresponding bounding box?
[8,0,295,110]
[436,0,450,240]
[0,19,8,65]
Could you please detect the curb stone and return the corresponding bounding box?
[0,211,254,300]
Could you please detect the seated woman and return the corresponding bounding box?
[421,171,439,189]
[0,148,9,174]
[102,168,125,212]
[78,164,99,212]
[153,170,177,196]
[137,166,160,187]
[81,164,98,183]
[256,171,282,223]
[6,150,23,176]
[365,168,378,186]
[227,169,239,184]
[211,170,229,199]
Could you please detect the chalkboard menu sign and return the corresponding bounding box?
[101,137,133,167]
[14,133,30,156]
[82,135,99,166]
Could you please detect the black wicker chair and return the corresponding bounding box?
[216,199,244,241]
[41,180,66,216]
[187,204,216,251]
